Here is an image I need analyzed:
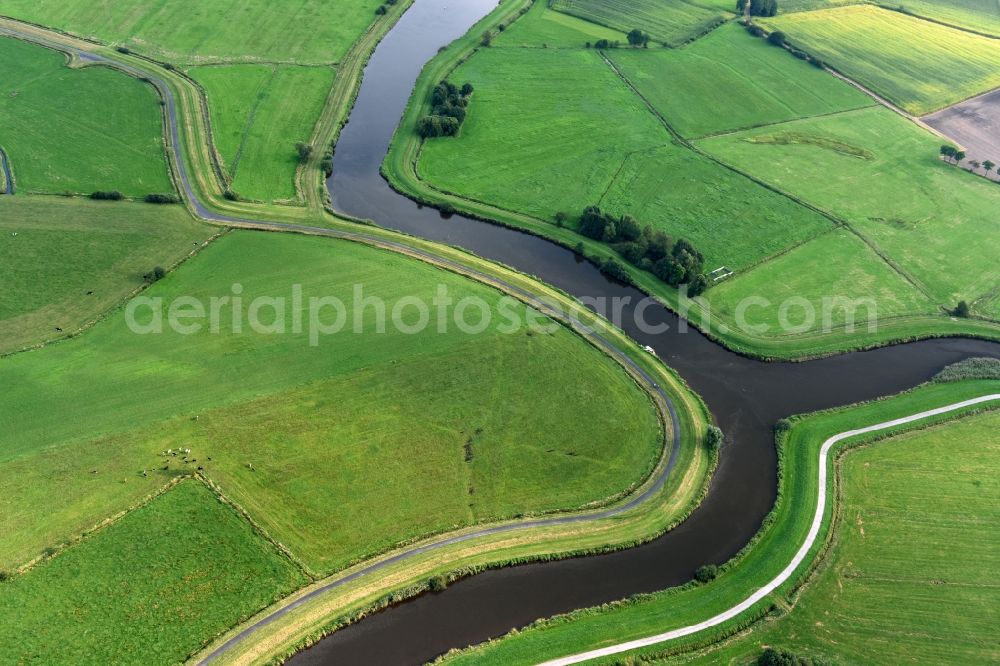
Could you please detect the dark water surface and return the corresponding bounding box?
[292,1,1000,663]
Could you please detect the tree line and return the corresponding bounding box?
[417,80,474,139]
[576,206,709,295]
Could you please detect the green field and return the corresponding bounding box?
[883,0,1000,36]
[706,229,935,331]
[0,0,386,62]
[439,380,1000,665]
[0,197,214,355]
[0,231,662,574]
[191,64,335,201]
[418,46,833,272]
[679,410,1000,665]
[0,37,172,196]
[699,106,1000,309]
[551,0,729,46]
[0,481,306,664]
[418,47,668,220]
[496,0,624,47]
[764,5,1000,114]
[607,22,873,138]
[598,144,833,271]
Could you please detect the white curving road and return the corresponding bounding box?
[539,393,1000,666]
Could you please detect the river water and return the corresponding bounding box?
[290,1,1000,662]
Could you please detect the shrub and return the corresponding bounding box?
[0,571,10,583]
[116,46,131,54]
[774,418,792,435]
[90,190,124,201]
[627,29,650,47]
[694,564,718,583]
[767,30,787,47]
[599,258,631,283]
[933,357,1000,382]
[706,426,724,450]
[144,193,179,204]
[295,142,313,164]
[428,575,448,592]
[758,647,831,666]
[223,189,239,201]
[952,300,970,317]
[145,266,167,282]
[375,4,387,14]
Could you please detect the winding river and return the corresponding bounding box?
[283,0,1000,663]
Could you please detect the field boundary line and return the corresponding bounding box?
[537,392,1000,666]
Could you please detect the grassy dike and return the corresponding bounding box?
[435,378,1000,665]
[379,1,1000,360]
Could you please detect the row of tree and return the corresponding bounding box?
[738,0,778,17]
[417,80,475,138]
[577,206,709,295]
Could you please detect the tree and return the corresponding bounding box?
[460,82,474,96]
[940,144,957,163]
[738,0,778,17]
[983,160,995,176]
[694,564,718,583]
[953,301,970,318]
[481,30,494,47]
[146,266,166,282]
[954,149,967,164]
[706,426,724,450]
[295,142,313,164]
[554,211,568,227]
[767,30,786,46]
[627,29,650,47]
[970,160,982,172]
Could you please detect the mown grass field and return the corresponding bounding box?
[0,197,214,355]
[679,410,1000,665]
[191,64,335,202]
[608,22,873,138]
[496,0,624,47]
[0,481,306,664]
[439,380,1000,665]
[0,37,172,196]
[763,5,1000,114]
[418,47,668,220]
[0,0,386,62]
[0,231,662,574]
[418,46,833,272]
[885,0,1000,36]
[699,106,1000,310]
[551,0,729,46]
[706,229,935,331]
[598,144,832,271]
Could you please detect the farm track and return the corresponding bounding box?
[539,393,1000,666]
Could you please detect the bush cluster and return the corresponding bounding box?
[738,0,778,16]
[144,193,179,204]
[758,647,831,666]
[374,0,397,15]
[90,190,124,201]
[417,80,474,138]
[577,206,709,295]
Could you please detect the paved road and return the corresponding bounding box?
[0,21,689,663]
[538,393,1000,666]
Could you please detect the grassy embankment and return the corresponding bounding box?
[382,2,1000,358]
[436,378,1000,665]
[0,35,172,196]
[672,407,1000,665]
[1,230,665,575]
[0,481,307,665]
[763,5,1000,114]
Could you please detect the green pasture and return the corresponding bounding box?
[496,0,624,47]
[763,5,1000,114]
[607,22,873,138]
[705,229,935,332]
[191,64,335,202]
[550,0,729,46]
[418,47,668,220]
[0,481,306,664]
[0,231,661,574]
[0,0,386,62]
[679,410,1000,665]
[882,0,1000,36]
[598,144,832,271]
[439,379,1000,664]
[0,36,171,196]
[0,196,214,355]
[699,106,1000,309]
